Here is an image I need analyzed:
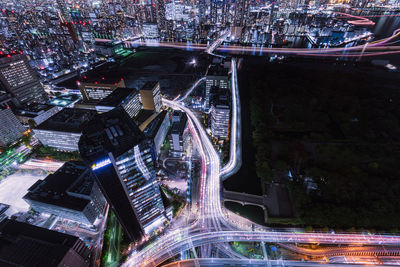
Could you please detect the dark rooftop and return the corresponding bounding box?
[0,218,89,267]
[35,108,97,133]
[13,103,56,117]
[134,109,155,126]
[23,161,93,212]
[171,113,187,136]
[97,87,137,107]
[79,107,146,161]
[207,64,229,77]
[143,110,168,139]
[79,62,125,85]
[140,81,158,91]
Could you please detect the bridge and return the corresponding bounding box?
[205,28,230,55]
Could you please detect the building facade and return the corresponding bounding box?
[143,110,170,156]
[0,108,26,147]
[33,108,97,151]
[168,110,188,156]
[0,54,47,106]
[205,66,229,110]
[95,87,142,119]
[140,81,162,112]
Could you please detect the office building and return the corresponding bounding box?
[0,54,48,106]
[140,81,162,112]
[169,110,188,156]
[33,108,97,151]
[24,161,107,225]
[210,90,230,139]
[79,107,170,241]
[0,108,26,147]
[13,103,62,126]
[78,65,126,102]
[0,219,91,267]
[205,65,229,109]
[143,110,170,155]
[96,87,142,118]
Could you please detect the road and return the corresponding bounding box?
[122,57,400,267]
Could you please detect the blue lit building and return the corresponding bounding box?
[79,107,170,241]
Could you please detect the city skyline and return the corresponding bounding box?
[0,0,400,267]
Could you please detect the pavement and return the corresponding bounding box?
[0,171,46,212]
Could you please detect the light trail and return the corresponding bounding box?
[220,59,240,178]
[123,58,400,267]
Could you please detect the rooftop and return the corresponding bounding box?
[0,218,87,267]
[23,161,93,212]
[143,110,168,139]
[79,107,146,161]
[35,108,97,133]
[79,62,125,85]
[97,87,137,107]
[13,103,56,117]
[140,81,159,91]
[207,64,229,77]
[135,109,156,127]
[171,113,187,136]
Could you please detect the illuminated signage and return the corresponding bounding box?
[92,158,112,170]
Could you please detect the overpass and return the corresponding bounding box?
[279,243,400,257]
[162,258,388,267]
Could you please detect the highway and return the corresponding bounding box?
[162,258,393,267]
[122,57,400,267]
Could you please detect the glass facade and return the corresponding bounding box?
[116,142,165,232]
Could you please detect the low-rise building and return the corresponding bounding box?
[0,218,91,267]
[13,103,62,126]
[33,108,97,151]
[23,161,107,225]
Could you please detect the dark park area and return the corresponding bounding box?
[245,57,400,230]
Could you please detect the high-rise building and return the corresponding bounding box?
[24,161,107,225]
[0,54,47,106]
[143,110,170,156]
[79,108,170,241]
[205,65,229,110]
[234,0,250,27]
[0,108,26,147]
[210,88,230,139]
[95,87,142,119]
[33,108,97,151]
[0,219,91,267]
[156,0,166,31]
[169,110,188,156]
[140,81,162,112]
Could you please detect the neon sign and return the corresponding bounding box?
[92,158,111,170]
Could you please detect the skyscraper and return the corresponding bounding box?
[0,54,47,106]
[79,107,170,241]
